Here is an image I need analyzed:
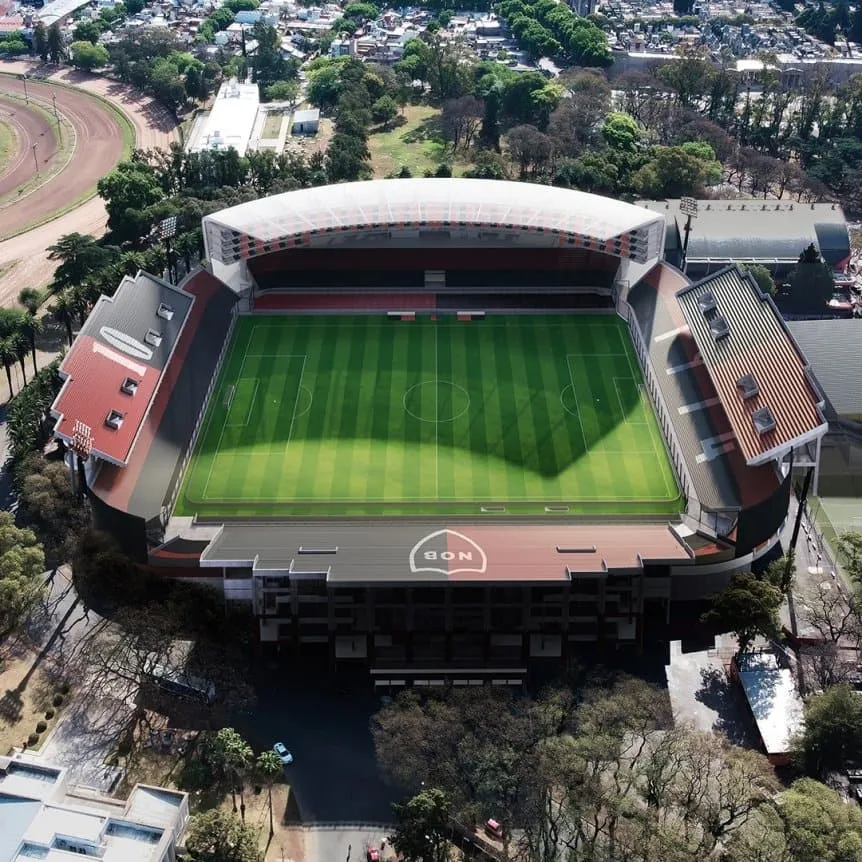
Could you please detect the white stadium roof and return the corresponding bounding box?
[202,179,666,265]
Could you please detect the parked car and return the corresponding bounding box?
[273,742,293,765]
[484,818,504,840]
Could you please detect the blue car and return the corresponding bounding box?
[273,742,293,765]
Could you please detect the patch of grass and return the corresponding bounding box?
[262,110,284,139]
[368,104,454,178]
[0,118,14,176]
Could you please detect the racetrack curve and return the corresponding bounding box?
[0,62,179,307]
[0,95,57,197]
[0,74,124,238]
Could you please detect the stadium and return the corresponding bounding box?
[50,179,828,683]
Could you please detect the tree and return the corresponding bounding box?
[742,263,777,297]
[263,80,299,105]
[18,455,89,565]
[371,95,398,129]
[783,243,834,315]
[838,530,862,581]
[46,22,66,64]
[505,124,552,178]
[49,291,76,347]
[185,809,262,862]
[18,288,42,315]
[601,111,642,154]
[33,21,48,62]
[702,571,783,654]
[97,161,164,241]
[255,750,283,837]
[0,512,46,639]
[213,728,254,817]
[440,95,482,152]
[391,788,452,862]
[0,336,16,395]
[796,683,862,776]
[70,40,110,71]
[72,20,102,44]
[47,233,116,293]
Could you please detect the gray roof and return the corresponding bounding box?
[127,274,237,520]
[0,796,41,861]
[79,273,194,373]
[638,199,850,267]
[292,109,319,123]
[787,319,862,416]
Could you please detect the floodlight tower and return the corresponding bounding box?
[69,420,94,501]
[680,196,698,274]
[158,215,179,284]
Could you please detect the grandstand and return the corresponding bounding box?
[51,179,829,681]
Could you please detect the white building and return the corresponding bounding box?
[0,753,190,862]
[186,79,260,158]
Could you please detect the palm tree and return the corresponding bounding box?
[13,331,28,384]
[50,291,76,346]
[18,288,43,315]
[47,233,96,290]
[21,313,41,376]
[0,337,17,396]
[214,728,253,818]
[256,749,283,838]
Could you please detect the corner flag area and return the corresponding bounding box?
[176,315,682,517]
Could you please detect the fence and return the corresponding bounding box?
[616,300,699,523]
[162,306,238,526]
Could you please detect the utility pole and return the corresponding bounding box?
[21,73,28,104]
[31,143,38,175]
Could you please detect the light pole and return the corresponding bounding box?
[679,196,698,274]
[31,143,38,175]
[20,73,28,104]
[51,91,62,144]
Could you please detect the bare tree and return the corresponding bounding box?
[440,96,483,154]
[505,125,553,179]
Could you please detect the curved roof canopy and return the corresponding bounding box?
[203,179,666,265]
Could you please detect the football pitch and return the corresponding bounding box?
[175,315,682,517]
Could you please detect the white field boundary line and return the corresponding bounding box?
[434,326,439,498]
[282,354,308,465]
[193,490,679,503]
[613,377,649,427]
[617,332,678,501]
[226,380,259,427]
[200,343,307,501]
[201,341,254,501]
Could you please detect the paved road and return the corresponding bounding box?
[239,671,395,826]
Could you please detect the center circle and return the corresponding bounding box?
[403,380,470,423]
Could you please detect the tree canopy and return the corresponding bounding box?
[796,683,862,777]
[185,809,261,862]
[0,512,45,639]
[702,570,783,654]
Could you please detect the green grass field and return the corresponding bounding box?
[175,315,682,517]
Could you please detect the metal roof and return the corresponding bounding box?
[51,273,194,466]
[787,319,862,417]
[626,263,780,513]
[200,522,690,583]
[638,199,850,266]
[677,267,827,465]
[203,179,666,265]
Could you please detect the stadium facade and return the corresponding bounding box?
[50,179,828,684]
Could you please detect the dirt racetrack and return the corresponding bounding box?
[0,62,178,307]
[0,94,58,198]
[0,73,124,239]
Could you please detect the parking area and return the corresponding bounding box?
[240,669,395,826]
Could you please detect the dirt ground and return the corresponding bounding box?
[0,61,179,306]
[0,74,124,239]
[0,641,68,756]
[0,94,57,198]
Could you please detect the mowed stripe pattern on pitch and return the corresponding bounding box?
[177,315,680,516]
